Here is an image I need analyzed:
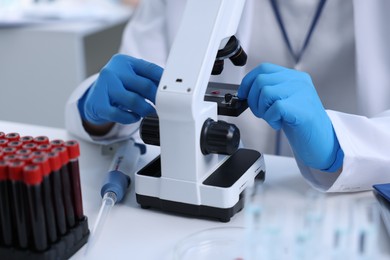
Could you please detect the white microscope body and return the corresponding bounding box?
[135,0,265,222]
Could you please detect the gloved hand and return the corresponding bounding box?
[78,54,163,125]
[238,63,343,172]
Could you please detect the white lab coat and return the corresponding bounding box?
[65,0,390,192]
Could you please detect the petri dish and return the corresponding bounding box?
[173,227,246,260]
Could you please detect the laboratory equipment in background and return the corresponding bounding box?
[0,132,89,260]
[85,138,145,255]
[136,0,265,223]
[174,186,383,260]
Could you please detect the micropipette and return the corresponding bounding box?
[85,138,146,255]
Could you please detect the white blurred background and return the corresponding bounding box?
[0,0,141,128]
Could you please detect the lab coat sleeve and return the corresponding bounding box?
[64,74,140,145]
[297,110,390,192]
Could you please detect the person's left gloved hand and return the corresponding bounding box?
[238,63,343,172]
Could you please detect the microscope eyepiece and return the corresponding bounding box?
[212,36,247,75]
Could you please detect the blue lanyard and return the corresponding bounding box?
[269,0,327,64]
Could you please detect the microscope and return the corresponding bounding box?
[135,0,265,222]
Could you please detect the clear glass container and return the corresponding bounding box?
[173,226,246,260]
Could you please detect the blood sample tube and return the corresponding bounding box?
[5,132,20,141]
[0,139,9,147]
[22,143,37,151]
[0,149,3,160]
[18,153,35,165]
[37,144,52,153]
[65,140,84,221]
[23,164,48,252]
[0,160,13,246]
[20,136,34,143]
[31,150,47,159]
[52,147,75,228]
[32,157,58,243]
[47,151,67,235]
[7,141,23,150]
[4,154,18,162]
[0,132,4,138]
[8,160,29,248]
[16,149,32,156]
[33,136,49,145]
[3,147,16,156]
[50,139,64,148]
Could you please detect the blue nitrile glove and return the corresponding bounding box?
[238,63,343,172]
[78,54,163,125]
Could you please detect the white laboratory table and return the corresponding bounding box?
[0,120,389,259]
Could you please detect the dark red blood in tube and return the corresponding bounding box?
[32,157,58,243]
[52,147,75,228]
[33,136,49,145]
[0,160,13,246]
[65,140,84,220]
[23,164,48,252]
[8,160,29,248]
[5,133,20,141]
[47,152,67,235]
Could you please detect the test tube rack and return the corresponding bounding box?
[0,132,89,260]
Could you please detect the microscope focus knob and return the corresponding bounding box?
[200,119,240,155]
[140,115,160,146]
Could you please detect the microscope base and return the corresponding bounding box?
[135,149,265,222]
[136,193,246,222]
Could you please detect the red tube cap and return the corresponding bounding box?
[37,144,52,153]
[18,153,35,164]
[20,136,34,143]
[65,140,80,159]
[8,160,25,181]
[0,139,9,147]
[31,150,47,159]
[8,141,23,149]
[22,143,37,151]
[3,147,16,155]
[48,152,61,171]
[16,149,32,156]
[33,136,49,144]
[23,164,42,185]
[52,147,69,165]
[32,157,51,177]
[5,132,20,141]
[50,139,64,147]
[4,154,18,162]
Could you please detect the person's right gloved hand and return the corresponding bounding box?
[238,63,343,172]
[78,54,163,125]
